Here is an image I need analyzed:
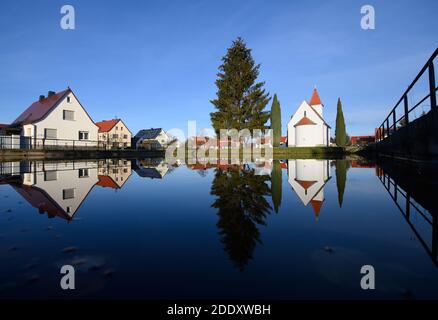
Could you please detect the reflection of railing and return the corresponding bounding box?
[0,136,131,150]
[376,48,437,142]
[378,168,438,267]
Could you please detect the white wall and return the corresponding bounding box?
[287,101,329,147]
[32,92,99,147]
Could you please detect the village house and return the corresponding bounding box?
[13,161,99,221]
[133,128,172,150]
[97,159,132,189]
[287,88,331,147]
[3,88,99,149]
[96,119,132,149]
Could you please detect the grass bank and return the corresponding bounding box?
[273,147,346,159]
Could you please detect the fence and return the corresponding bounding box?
[0,135,130,151]
[376,48,438,142]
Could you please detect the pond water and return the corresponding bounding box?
[0,157,437,299]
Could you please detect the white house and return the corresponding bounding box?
[13,161,99,221]
[288,159,331,221]
[96,119,132,149]
[133,128,172,150]
[10,88,99,148]
[287,88,331,147]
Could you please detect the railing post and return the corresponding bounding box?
[386,119,390,137]
[429,61,437,110]
[392,111,396,132]
[404,95,409,124]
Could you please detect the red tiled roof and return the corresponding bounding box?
[12,185,72,221]
[280,136,287,143]
[280,162,288,169]
[12,89,70,126]
[96,175,119,189]
[311,200,323,216]
[309,88,323,106]
[0,124,8,129]
[296,179,317,189]
[294,116,317,127]
[96,119,119,133]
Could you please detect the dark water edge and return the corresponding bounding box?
[0,157,438,299]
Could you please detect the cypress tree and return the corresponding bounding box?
[271,160,282,213]
[270,94,281,147]
[335,98,347,147]
[335,160,348,208]
[210,37,270,133]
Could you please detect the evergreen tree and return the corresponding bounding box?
[271,160,282,213]
[335,160,349,208]
[335,98,347,147]
[270,94,281,147]
[210,37,270,133]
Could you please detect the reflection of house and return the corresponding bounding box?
[13,161,99,220]
[5,88,99,149]
[287,88,330,147]
[134,159,169,179]
[288,159,331,220]
[133,128,171,150]
[97,159,132,189]
[96,119,132,149]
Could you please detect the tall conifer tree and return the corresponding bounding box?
[210,37,270,133]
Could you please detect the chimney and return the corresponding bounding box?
[39,95,45,102]
[48,91,56,97]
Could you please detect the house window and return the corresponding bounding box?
[66,206,71,214]
[63,188,75,199]
[79,131,89,140]
[67,96,71,103]
[113,134,118,139]
[44,171,57,181]
[116,126,118,130]
[123,135,128,139]
[78,168,89,178]
[63,110,74,121]
[44,129,57,139]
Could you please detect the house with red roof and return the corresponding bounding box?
[7,88,99,148]
[96,119,132,149]
[287,88,331,147]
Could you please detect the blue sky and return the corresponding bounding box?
[0,0,437,136]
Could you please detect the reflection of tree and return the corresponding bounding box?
[211,165,272,270]
[335,160,349,208]
[271,160,282,213]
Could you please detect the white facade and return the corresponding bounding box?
[19,161,99,219]
[287,89,330,147]
[287,159,331,220]
[22,90,99,148]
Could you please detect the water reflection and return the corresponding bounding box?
[210,164,271,270]
[376,159,438,267]
[1,156,438,275]
[287,159,331,221]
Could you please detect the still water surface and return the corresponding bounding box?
[0,158,437,299]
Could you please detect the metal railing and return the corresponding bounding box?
[0,135,130,151]
[376,48,438,142]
